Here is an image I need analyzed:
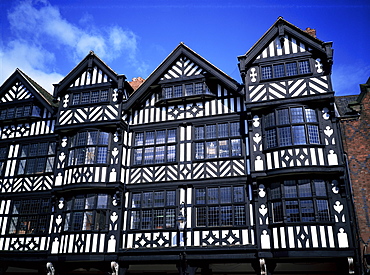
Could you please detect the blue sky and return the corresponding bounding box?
[0,0,369,96]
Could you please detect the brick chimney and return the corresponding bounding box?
[304,27,317,38]
[129,77,145,91]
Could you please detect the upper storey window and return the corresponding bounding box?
[0,105,41,121]
[8,198,50,235]
[162,82,211,99]
[264,107,320,149]
[133,129,177,165]
[194,122,242,159]
[68,131,109,166]
[261,60,311,80]
[64,194,109,231]
[270,179,330,223]
[71,89,109,105]
[17,142,56,175]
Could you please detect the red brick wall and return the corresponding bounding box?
[339,91,370,260]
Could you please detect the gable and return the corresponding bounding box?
[161,55,205,81]
[69,65,114,88]
[1,80,34,103]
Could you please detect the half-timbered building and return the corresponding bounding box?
[0,17,360,274]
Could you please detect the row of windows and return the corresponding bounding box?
[270,179,330,223]
[68,131,109,165]
[4,180,333,234]
[261,60,311,80]
[161,82,211,99]
[71,89,109,105]
[0,105,41,120]
[265,107,320,149]
[17,142,56,175]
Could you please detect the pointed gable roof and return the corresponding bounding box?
[238,17,333,69]
[53,51,128,98]
[125,43,241,109]
[0,68,57,111]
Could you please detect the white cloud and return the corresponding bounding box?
[0,0,147,92]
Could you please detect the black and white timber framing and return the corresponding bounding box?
[0,17,360,274]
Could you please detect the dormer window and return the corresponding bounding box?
[71,89,109,105]
[261,60,311,80]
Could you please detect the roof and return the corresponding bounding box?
[335,95,359,117]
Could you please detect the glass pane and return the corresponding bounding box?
[141,210,152,229]
[278,127,292,146]
[234,205,246,225]
[72,93,80,105]
[277,109,290,125]
[208,206,219,226]
[301,200,315,222]
[206,125,216,139]
[166,191,176,206]
[286,200,299,222]
[83,211,94,230]
[218,123,228,138]
[195,143,204,160]
[272,201,283,223]
[167,129,176,143]
[81,92,90,104]
[155,146,165,163]
[72,212,83,230]
[174,85,182,97]
[98,132,109,145]
[270,182,281,200]
[299,60,311,74]
[96,147,107,163]
[97,194,108,208]
[154,209,164,228]
[291,107,304,123]
[29,144,38,156]
[266,129,277,148]
[144,147,154,164]
[219,140,229,158]
[142,192,153,208]
[74,196,85,210]
[133,148,142,165]
[220,206,232,226]
[21,145,28,157]
[85,195,96,209]
[185,84,193,96]
[314,180,327,196]
[154,192,165,207]
[26,158,36,174]
[100,90,109,101]
[298,179,312,197]
[95,210,106,230]
[261,66,272,79]
[208,188,218,204]
[286,62,298,76]
[265,112,275,128]
[305,109,317,122]
[131,210,140,229]
[195,83,203,94]
[91,91,99,103]
[196,207,206,227]
[35,157,46,173]
[85,147,96,164]
[146,132,155,145]
[308,125,320,144]
[77,132,87,146]
[132,194,141,208]
[195,126,204,140]
[292,125,306,145]
[167,145,176,162]
[196,189,206,204]
[231,139,241,157]
[273,64,285,78]
[135,133,144,146]
[230,122,240,136]
[156,130,166,144]
[284,180,297,198]
[220,187,231,203]
[164,87,172,99]
[317,200,330,221]
[206,141,217,159]
[233,186,245,202]
[165,209,175,228]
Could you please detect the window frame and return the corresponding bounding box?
[261,59,312,80]
[193,122,242,160]
[132,129,177,166]
[263,106,320,150]
[63,194,109,232]
[67,130,109,166]
[7,198,50,235]
[71,89,109,106]
[0,104,41,121]
[17,142,56,175]
[161,81,212,100]
[194,185,248,228]
[129,190,177,231]
[269,179,331,224]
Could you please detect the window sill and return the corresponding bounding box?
[264,143,324,152]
